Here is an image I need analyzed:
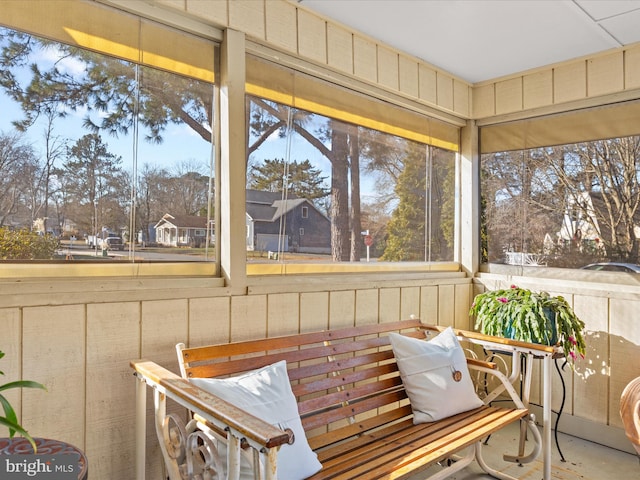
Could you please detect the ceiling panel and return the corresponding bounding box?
[299,0,640,84]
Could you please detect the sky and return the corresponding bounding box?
[0,36,213,178]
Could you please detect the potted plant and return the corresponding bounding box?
[469,285,586,363]
[0,350,46,450]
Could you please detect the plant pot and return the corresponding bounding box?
[504,307,558,346]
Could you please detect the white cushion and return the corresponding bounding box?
[389,327,484,423]
[190,360,322,480]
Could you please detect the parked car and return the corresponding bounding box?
[86,235,125,251]
[101,236,125,251]
[581,262,640,273]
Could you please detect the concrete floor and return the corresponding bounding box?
[407,421,639,480]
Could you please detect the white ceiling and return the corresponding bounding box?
[298,0,640,84]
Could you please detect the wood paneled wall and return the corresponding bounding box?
[0,276,472,479]
[474,47,640,119]
[3,272,637,478]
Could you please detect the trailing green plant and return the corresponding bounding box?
[469,285,586,363]
[0,350,46,450]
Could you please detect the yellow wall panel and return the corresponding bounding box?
[355,289,379,325]
[523,70,553,110]
[609,297,640,428]
[453,79,470,117]
[436,73,454,111]
[329,290,355,329]
[437,284,455,327]
[300,291,329,332]
[140,298,188,478]
[22,305,85,445]
[353,35,378,83]
[141,299,188,368]
[228,0,265,41]
[267,292,300,337]
[572,295,608,424]
[624,45,640,90]
[453,283,473,330]
[400,286,421,320]
[473,83,495,119]
[265,0,297,54]
[186,0,228,27]
[418,64,438,105]
[588,52,624,97]
[0,308,21,419]
[379,288,401,323]
[420,285,439,324]
[495,77,523,115]
[554,61,587,104]
[86,302,140,479]
[189,296,231,347]
[377,45,399,90]
[297,9,327,64]
[327,24,353,74]
[231,295,267,341]
[399,55,419,98]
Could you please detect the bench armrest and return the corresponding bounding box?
[420,324,559,355]
[131,359,289,480]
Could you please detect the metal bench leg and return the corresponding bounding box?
[425,447,475,480]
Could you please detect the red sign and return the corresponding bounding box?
[364,235,373,247]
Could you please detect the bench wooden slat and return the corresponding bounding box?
[311,407,527,480]
[308,404,414,451]
[184,336,393,379]
[301,388,408,431]
[289,349,395,382]
[182,319,423,364]
[315,407,486,465]
[298,376,404,416]
[294,361,399,401]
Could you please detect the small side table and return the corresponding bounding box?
[0,437,88,479]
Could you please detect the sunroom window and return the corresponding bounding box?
[245,57,459,272]
[480,100,640,270]
[0,21,218,270]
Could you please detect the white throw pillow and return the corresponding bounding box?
[389,327,484,423]
[190,360,322,480]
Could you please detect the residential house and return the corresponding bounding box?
[154,213,213,247]
[246,189,331,254]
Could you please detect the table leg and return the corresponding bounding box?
[136,374,147,480]
[542,354,552,480]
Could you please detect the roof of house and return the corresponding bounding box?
[154,213,208,229]
[246,189,306,222]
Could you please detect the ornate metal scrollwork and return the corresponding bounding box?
[162,414,225,479]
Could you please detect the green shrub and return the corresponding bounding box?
[0,227,60,260]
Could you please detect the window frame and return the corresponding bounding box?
[0,3,222,279]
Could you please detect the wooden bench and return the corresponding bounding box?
[131,319,542,480]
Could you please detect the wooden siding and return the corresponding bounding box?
[1,273,637,478]
[474,46,638,119]
[0,275,472,479]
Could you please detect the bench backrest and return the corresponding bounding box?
[177,318,425,451]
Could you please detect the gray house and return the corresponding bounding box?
[246,190,331,254]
